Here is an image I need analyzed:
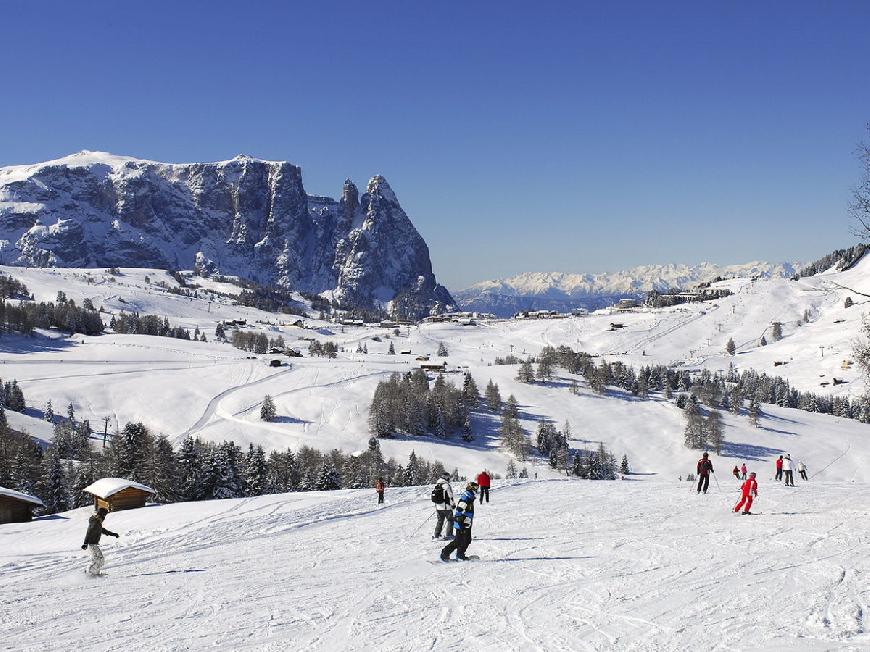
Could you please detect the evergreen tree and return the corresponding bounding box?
[505,460,518,479]
[437,342,448,357]
[260,395,277,421]
[44,400,54,422]
[145,435,177,502]
[388,341,395,355]
[209,441,244,499]
[316,464,341,490]
[109,422,153,481]
[726,338,736,356]
[176,436,204,502]
[243,444,268,496]
[845,296,854,308]
[771,322,783,341]
[706,410,724,455]
[683,399,705,449]
[484,380,502,412]
[748,396,760,427]
[620,454,630,475]
[516,359,535,383]
[40,446,69,514]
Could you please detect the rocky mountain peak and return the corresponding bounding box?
[0,153,453,318]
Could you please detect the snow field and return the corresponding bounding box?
[1,479,867,651]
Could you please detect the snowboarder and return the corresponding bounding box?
[733,472,758,514]
[432,472,456,540]
[476,470,491,504]
[732,465,740,480]
[798,461,808,481]
[375,477,385,504]
[81,507,119,576]
[440,481,478,561]
[782,455,795,486]
[696,452,714,494]
[741,463,747,480]
[774,455,784,481]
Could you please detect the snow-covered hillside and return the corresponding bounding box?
[1,479,868,650]
[1,259,870,483]
[455,261,799,316]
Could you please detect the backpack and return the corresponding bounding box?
[431,483,445,504]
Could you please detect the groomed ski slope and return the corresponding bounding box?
[1,478,867,651]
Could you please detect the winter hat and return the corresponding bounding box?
[749,472,756,477]
[467,481,479,492]
[702,452,709,458]
[441,472,451,479]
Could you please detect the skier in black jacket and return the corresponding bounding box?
[696,452,714,494]
[81,507,119,576]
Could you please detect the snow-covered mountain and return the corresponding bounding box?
[0,151,453,318]
[455,261,800,316]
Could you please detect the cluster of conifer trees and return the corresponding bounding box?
[110,312,199,340]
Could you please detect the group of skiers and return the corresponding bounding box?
[695,450,811,516]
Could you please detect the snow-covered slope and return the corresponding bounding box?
[2,260,870,483]
[1,479,868,650]
[0,151,453,317]
[455,261,800,316]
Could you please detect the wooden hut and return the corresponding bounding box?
[0,487,44,524]
[83,478,155,512]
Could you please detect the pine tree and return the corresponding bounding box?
[260,395,277,421]
[620,454,630,475]
[315,464,341,491]
[209,441,244,499]
[505,460,518,479]
[388,341,395,355]
[176,436,203,502]
[44,400,54,422]
[109,422,152,481]
[437,342,448,357]
[748,396,760,427]
[484,380,502,412]
[706,410,724,454]
[845,296,854,308]
[462,415,473,442]
[771,322,783,341]
[40,446,69,514]
[244,444,268,496]
[516,359,535,383]
[726,338,736,356]
[145,435,177,502]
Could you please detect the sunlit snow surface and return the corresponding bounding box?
[1,480,868,650]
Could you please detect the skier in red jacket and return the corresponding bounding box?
[476,471,491,504]
[774,455,784,482]
[733,472,758,515]
[696,452,714,494]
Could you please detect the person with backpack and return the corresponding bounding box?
[782,454,795,486]
[81,507,119,576]
[740,463,747,480]
[375,477,385,504]
[732,465,740,480]
[476,470,491,504]
[774,455,784,481]
[441,481,478,561]
[432,472,455,540]
[696,452,714,494]
[733,472,759,515]
[798,461,808,481]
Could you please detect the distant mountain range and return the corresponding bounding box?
[454,262,801,316]
[0,151,453,318]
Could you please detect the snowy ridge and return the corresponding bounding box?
[455,261,800,316]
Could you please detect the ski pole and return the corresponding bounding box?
[713,473,721,491]
[410,510,436,537]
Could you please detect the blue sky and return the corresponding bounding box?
[1,1,869,289]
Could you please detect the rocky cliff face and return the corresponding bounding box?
[0,152,453,317]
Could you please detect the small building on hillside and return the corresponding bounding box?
[420,361,447,372]
[83,478,156,512]
[0,487,44,524]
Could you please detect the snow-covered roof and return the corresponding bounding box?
[0,486,44,506]
[83,478,155,499]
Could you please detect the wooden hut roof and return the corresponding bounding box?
[0,486,44,507]
[83,478,155,499]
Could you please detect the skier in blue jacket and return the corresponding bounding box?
[440,481,478,561]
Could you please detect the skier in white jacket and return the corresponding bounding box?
[432,473,456,540]
[782,454,795,486]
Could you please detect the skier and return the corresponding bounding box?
[375,477,385,504]
[732,465,740,480]
[741,463,747,480]
[774,455,784,482]
[696,452,714,494]
[782,454,795,486]
[432,472,456,540]
[733,472,759,514]
[476,470,491,504]
[798,461,808,481]
[81,507,119,576]
[440,481,478,561]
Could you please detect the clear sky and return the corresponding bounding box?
[1,1,869,290]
